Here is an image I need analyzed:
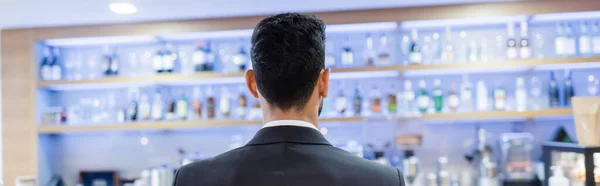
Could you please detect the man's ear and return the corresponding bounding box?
[245,69,259,98]
[318,68,331,98]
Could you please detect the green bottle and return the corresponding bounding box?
[417,80,430,113]
[433,79,444,113]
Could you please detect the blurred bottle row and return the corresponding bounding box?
[39,20,600,81]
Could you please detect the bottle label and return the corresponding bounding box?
[378,53,390,65]
[477,88,488,111]
[139,103,151,120]
[335,97,347,113]
[409,52,422,64]
[516,91,527,111]
[371,98,381,113]
[520,47,531,59]
[192,51,206,65]
[555,37,564,55]
[494,91,506,110]
[460,88,472,101]
[580,36,591,54]
[566,38,576,55]
[448,95,460,110]
[417,95,429,110]
[152,55,163,71]
[220,98,231,116]
[207,99,215,119]
[51,65,62,80]
[506,48,518,60]
[109,59,119,74]
[593,37,600,54]
[177,100,188,119]
[341,52,354,65]
[162,55,174,70]
[151,104,163,120]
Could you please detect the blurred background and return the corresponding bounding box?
[3,0,600,186]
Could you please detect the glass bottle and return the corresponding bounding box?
[422,36,432,65]
[409,29,423,65]
[432,79,444,113]
[480,40,489,63]
[458,31,469,63]
[191,87,203,120]
[232,42,248,72]
[206,87,216,119]
[460,74,474,113]
[417,80,430,114]
[442,27,455,64]
[126,88,139,122]
[387,84,398,114]
[138,93,151,121]
[39,47,52,81]
[220,87,232,119]
[102,45,114,76]
[515,77,528,112]
[151,90,164,121]
[476,80,489,111]
[588,75,599,96]
[400,35,411,65]
[448,82,460,112]
[555,22,566,57]
[341,36,354,66]
[535,33,545,60]
[432,32,442,64]
[493,82,506,111]
[549,71,560,108]
[325,41,337,68]
[107,93,118,123]
[236,85,248,119]
[166,91,177,120]
[564,69,574,107]
[378,34,391,66]
[403,80,416,115]
[176,90,189,120]
[495,34,505,61]
[468,40,478,63]
[530,76,543,110]
[519,21,532,59]
[364,34,377,66]
[506,22,518,60]
[353,84,363,116]
[565,23,576,57]
[592,21,600,55]
[335,81,347,115]
[192,41,207,72]
[579,21,592,57]
[162,43,176,73]
[370,86,382,114]
[50,47,63,80]
[152,45,164,74]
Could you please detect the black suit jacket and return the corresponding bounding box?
[174,126,405,186]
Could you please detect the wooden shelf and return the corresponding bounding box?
[37,57,600,90]
[421,108,573,120]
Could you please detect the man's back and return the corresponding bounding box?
[174,126,404,186]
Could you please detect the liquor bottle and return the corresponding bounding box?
[530,76,543,110]
[151,90,164,121]
[325,41,337,68]
[579,21,592,56]
[166,91,177,120]
[515,77,528,112]
[417,80,430,113]
[370,86,382,114]
[353,84,362,116]
[191,87,203,120]
[102,45,114,76]
[549,71,560,108]
[432,33,442,64]
[138,93,151,121]
[220,87,232,119]
[588,75,600,96]
[116,104,126,124]
[493,82,506,111]
[468,40,478,63]
[442,27,455,64]
[448,82,460,112]
[400,35,411,65]
[476,80,489,111]
[480,40,489,62]
[364,34,377,66]
[162,43,176,73]
[50,47,63,80]
[177,91,189,120]
[432,79,444,113]
[592,21,600,55]
[520,21,532,59]
[458,31,469,63]
[403,80,416,114]
[495,34,505,61]
[409,29,423,65]
[460,74,474,112]
[40,47,52,81]
[555,22,566,57]
[387,84,398,114]
[107,92,118,124]
[506,22,518,60]
[564,69,574,107]
[206,87,216,119]
[192,41,208,72]
[565,23,577,57]
[341,36,354,66]
[232,42,248,72]
[335,81,347,115]
[152,46,164,74]
[236,85,248,119]
[422,36,432,65]
[126,88,139,122]
[378,34,391,65]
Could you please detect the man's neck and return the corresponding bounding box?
[262,110,319,128]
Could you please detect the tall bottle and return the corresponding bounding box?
[102,45,115,76]
[39,47,52,81]
[138,93,151,121]
[422,36,432,65]
[176,91,189,120]
[192,41,209,72]
[515,77,528,112]
[191,87,203,120]
[549,71,560,108]
[432,79,444,113]
[152,45,164,73]
[236,85,248,119]
[565,23,577,57]
[353,84,362,116]
[448,82,460,112]
[442,27,455,64]
[506,22,518,60]
[341,36,355,66]
[409,29,423,65]
[378,34,391,65]
[206,87,216,119]
[151,90,164,121]
[370,86,382,114]
[530,76,543,110]
[519,21,532,59]
[403,80,416,115]
[458,31,469,63]
[50,47,63,80]
[476,80,489,111]
[220,87,232,119]
[162,43,176,73]
[335,81,347,115]
[580,21,592,56]
[467,40,478,63]
[417,80,430,114]
[592,21,600,55]
[364,34,377,66]
[387,84,398,114]
[564,70,574,107]
[232,41,248,72]
[126,88,139,122]
[325,41,337,68]
[460,74,474,113]
[493,82,506,111]
[555,22,566,57]
[432,32,442,64]
[165,91,177,120]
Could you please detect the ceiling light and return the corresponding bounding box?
[109,2,137,14]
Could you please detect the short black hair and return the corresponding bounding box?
[251,13,326,111]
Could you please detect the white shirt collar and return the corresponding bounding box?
[262,120,319,131]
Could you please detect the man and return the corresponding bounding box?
[173,13,405,186]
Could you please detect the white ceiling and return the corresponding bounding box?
[0,0,503,29]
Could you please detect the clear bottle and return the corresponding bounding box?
[192,41,207,72]
[364,34,377,66]
[468,40,479,63]
[231,41,248,72]
[564,69,574,107]
[417,80,430,114]
[448,82,460,112]
[433,79,444,113]
[422,36,432,65]
[39,47,52,81]
[325,41,337,68]
[152,45,164,74]
[530,76,543,110]
[378,34,391,66]
[476,80,489,111]
[335,81,347,115]
[50,47,63,80]
[341,36,355,66]
[236,85,248,119]
[126,88,139,122]
[535,33,545,60]
[151,89,164,121]
[400,35,411,65]
[460,74,474,112]
[353,84,363,116]
[588,75,599,96]
[138,93,151,121]
[442,27,455,64]
[520,21,532,59]
[549,71,560,108]
[162,43,176,73]
[493,82,506,111]
[495,35,505,61]
[206,87,216,119]
[565,23,577,57]
[220,87,232,119]
[458,31,469,63]
[409,29,423,65]
[387,84,398,114]
[432,33,442,64]
[176,91,189,120]
[370,86,382,114]
[191,87,203,120]
[592,21,600,55]
[515,77,528,112]
[102,45,114,76]
[107,93,118,123]
[506,22,518,60]
[554,22,566,57]
[580,21,592,57]
[403,80,416,115]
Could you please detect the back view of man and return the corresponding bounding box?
[173,13,405,186]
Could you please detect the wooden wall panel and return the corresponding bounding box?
[1,30,37,186]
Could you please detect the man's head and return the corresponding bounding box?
[245,13,330,118]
